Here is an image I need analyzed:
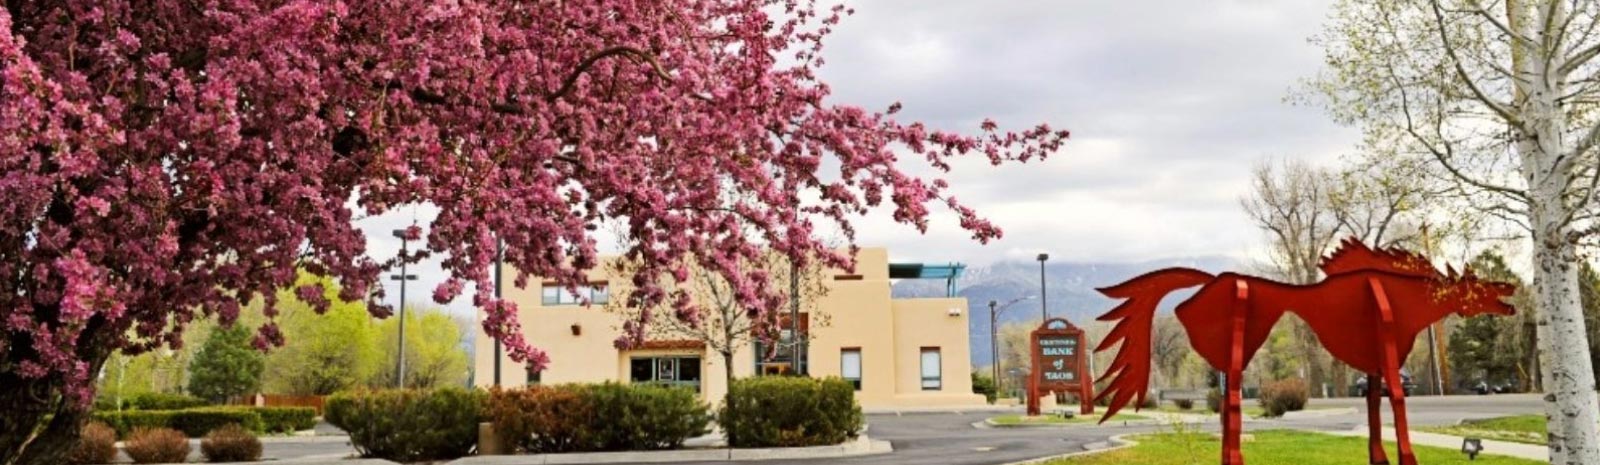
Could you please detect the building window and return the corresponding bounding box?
[841,348,862,390]
[629,356,701,392]
[526,366,541,385]
[541,282,609,306]
[920,348,942,391]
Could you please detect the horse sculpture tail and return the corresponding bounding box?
[1093,268,1215,423]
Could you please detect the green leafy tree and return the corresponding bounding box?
[373,307,469,389]
[1581,263,1600,384]
[187,325,265,404]
[263,275,380,395]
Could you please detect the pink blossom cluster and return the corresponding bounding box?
[0,0,1066,407]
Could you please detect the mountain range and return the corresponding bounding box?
[890,256,1240,368]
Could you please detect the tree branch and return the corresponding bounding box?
[1430,0,1526,129]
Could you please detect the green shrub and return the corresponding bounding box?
[202,424,263,462]
[94,407,263,437]
[325,387,484,462]
[1258,378,1309,418]
[585,383,711,451]
[718,376,862,448]
[126,392,207,411]
[487,385,592,453]
[254,406,317,433]
[1206,388,1222,413]
[68,422,118,464]
[1173,398,1195,411]
[971,373,997,403]
[487,383,710,453]
[124,428,191,464]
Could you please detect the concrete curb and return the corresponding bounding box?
[978,418,1157,429]
[864,405,1017,415]
[446,435,892,464]
[1280,407,1358,420]
[999,434,1139,465]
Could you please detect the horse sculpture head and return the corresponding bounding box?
[1320,237,1516,317]
[1439,265,1517,317]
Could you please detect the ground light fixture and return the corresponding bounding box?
[1461,437,1483,460]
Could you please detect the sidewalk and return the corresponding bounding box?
[1330,426,1547,461]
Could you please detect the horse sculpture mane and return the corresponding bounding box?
[1319,237,1437,278]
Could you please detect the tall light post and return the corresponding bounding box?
[1036,253,1050,320]
[493,239,503,386]
[390,228,418,388]
[990,296,1034,397]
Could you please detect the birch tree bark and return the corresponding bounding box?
[1308,1,1600,462]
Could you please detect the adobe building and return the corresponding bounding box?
[472,247,987,408]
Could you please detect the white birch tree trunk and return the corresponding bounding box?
[1523,40,1600,462]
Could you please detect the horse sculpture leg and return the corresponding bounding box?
[1221,279,1249,465]
[1366,371,1389,465]
[1369,278,1417,465]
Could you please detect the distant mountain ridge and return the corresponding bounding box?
[890,256,1239,368]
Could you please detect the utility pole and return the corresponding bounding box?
[390,228,418,389]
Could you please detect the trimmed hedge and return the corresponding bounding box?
[718,376,862,448]
[68,422,118,464]
[255,406,317,433]
[91,406,313,437]
[93,407,263,438]
[127,392,208,410]
[487,383,710,453]
[325,387,485,462]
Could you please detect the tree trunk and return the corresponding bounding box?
[1530,224,1600,465]
[0,374,89,465]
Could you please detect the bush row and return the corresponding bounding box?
[72,423,266,464]
[92,406,316,437]
[325,387,485,462]
[488,383,711,454]
[717,376,862,448]
[93,392,209,412]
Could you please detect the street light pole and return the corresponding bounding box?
[989,296,1034,399]
[1036,253,1050,321]
[990,300,999,394]
[493,239,503,386]
[390,228,419,389]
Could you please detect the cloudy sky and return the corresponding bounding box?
[359,0,1361,315]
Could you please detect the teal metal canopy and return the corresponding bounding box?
[888,262,966,297]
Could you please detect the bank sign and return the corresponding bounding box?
[1027,317,1092,415]
[1037,335,1079,382]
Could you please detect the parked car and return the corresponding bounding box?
[1354,370,1416,397]
[1466,380,1519,395]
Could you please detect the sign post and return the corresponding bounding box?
[1027,317,1093,416]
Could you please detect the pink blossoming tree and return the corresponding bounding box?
[0,1,1066,461]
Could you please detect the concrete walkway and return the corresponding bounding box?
[1331,426,1548,461]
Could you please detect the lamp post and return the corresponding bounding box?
[493,239,503,386]
[989,296,1034,397]
[390,228,419,388]
[1036,253,1050,320]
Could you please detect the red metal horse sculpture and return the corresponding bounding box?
[1094,238,1515,465]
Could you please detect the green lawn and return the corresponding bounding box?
[1043,430,1541,465]
[1419,415,1547,445]
[990,412,1147,426]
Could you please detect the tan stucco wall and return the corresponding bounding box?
[472,247,986,408]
